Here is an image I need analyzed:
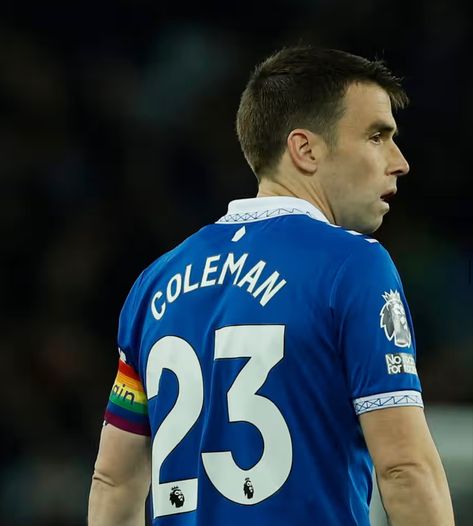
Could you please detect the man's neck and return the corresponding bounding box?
[256,179,336,225]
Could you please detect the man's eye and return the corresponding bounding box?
[370,134,382,144]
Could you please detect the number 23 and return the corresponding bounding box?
[146,325,293,518]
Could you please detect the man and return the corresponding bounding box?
[88,46,455,525]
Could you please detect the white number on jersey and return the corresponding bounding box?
[146,325,292,518]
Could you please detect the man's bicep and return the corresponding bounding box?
[94,423,151,487]
[96,353,151,487]
[360,406,437,475]
[89,348,151,524]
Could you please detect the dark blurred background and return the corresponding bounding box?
[0,1,471,524]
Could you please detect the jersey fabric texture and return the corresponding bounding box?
[110,196,423,526]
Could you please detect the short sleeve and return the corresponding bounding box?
[116,272,146,373]
[103,272,151,435]
[330,242,423,416]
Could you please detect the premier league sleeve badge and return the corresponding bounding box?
[379,290,412,348]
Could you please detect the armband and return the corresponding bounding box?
[104,358,151,435]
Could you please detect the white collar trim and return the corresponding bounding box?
[216,196,330,224]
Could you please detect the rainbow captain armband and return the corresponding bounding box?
[104,358,151,436]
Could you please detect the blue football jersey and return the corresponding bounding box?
[116,196,423,525]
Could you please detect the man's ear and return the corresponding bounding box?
[286,129,324,174]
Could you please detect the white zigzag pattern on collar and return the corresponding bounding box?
[216,207,311,223]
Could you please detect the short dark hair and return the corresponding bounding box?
[236,46,409,180]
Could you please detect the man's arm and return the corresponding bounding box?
[88,423,151,526]
[360,406,455,526]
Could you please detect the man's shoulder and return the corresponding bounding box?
[285,214,390,260]
[189,216,392,267]
[135,218,394,291]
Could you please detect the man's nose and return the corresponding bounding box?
[389,143,410,177]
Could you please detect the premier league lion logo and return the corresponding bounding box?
[169,486,185,508]
[243,478,254,499]
[380,290,412,348]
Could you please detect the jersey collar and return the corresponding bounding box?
[216,196,330,224]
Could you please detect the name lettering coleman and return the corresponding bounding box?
[151,252,287,320]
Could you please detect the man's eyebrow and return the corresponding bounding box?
[367,121,399,137]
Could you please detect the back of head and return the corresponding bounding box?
[236,46,408,180]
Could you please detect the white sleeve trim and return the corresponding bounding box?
[353,390,424,416]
